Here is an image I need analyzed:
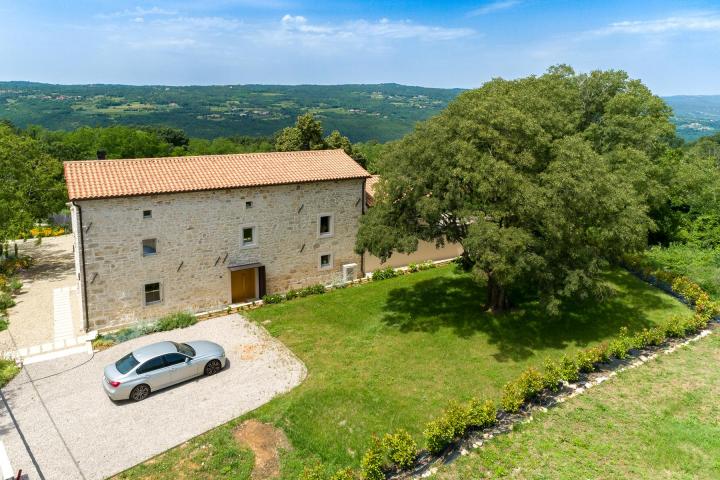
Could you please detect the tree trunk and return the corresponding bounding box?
[486,274,510,313]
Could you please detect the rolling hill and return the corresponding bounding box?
[0,81,717,142]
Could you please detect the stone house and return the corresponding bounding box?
[64,150,369,330]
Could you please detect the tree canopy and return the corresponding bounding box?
[0,124,66,244]
[356,66,676,313]
[275,113,368,167]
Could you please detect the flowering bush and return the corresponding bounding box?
[29,226,66,238]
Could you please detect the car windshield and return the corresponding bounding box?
[115,353,140,374]
[173,342,195,357]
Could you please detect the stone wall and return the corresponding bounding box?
[75,179,365,330]
[363,240,463,273]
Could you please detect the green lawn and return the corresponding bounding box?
[432,329,720,480]
[117,266,691,479]
[645,244,720,300]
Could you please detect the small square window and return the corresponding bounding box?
[319,253,332,269]
[142,238,157,256]
[144,282,161,305]
[245,201,253,209]
[319,214,333,237]
[143,210,152,219]
[242,227,255,247]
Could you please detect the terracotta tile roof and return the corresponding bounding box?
[364,175,381,206]
[64,149,370,201]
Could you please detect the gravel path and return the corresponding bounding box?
[0,235,83,353]
[0,314,306,480]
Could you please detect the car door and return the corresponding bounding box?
[136,355,173,390]
[162,353,195,384]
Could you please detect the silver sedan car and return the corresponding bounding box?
[103,340,226,401]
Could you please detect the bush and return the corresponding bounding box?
[418,260,435,271]
[330,468,355,480]
[608,326,634,359]
[408,263,419,273]
[156,311,197,331]
[423,401,468,454]
[542,358,564,392]
[262,293,284,304]
[502,366,544,412]
[0,359,21,388]
[466,398,497,428]
[360,438,385,480]
[0,292,16,311]
[634,327,666,348]
[285,289,299,301]
[0,314,8,331]
[558,354,580,382]
[381,429,417,470]
[574,349,596,374]
[92,336,116,349]
[9,278,22,293]
[299,464,326,480]
[372,267,398,281]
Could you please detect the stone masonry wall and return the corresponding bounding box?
[76,179,365,330]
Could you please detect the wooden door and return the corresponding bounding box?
[231,268,256,303]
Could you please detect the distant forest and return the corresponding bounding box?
[0,82,461,143]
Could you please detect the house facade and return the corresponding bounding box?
[64,150,369,330]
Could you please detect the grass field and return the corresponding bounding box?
[433,329,720,479]
[645,245,720,300]
[117,265,691,479]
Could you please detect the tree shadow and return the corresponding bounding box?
[381,271,672,362]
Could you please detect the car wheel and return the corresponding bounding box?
[204,359,222,376]
[130,384,150,401]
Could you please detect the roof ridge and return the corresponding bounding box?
[62,148,345,165]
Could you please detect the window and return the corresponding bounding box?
[245,201,253,209]
[142,239,157,256]
[115,353,139,374]
[163,353,187,366]
[318,214,334,237]
[319,253,333,270]
[137,356,166,374]
[144,282,161,305]
[242,226,256,247]
[143,210,152,219]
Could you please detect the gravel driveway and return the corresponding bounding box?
[0,314,306,480]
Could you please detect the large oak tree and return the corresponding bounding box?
[356,66,675,313]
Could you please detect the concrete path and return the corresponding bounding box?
[0,235,85,360]
[0,314,306,480]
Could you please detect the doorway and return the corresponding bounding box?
[231,268,256,303]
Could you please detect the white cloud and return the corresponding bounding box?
[276,14,475,43]
[96,6,178,19]
[595,14,720,35]
[468,0,521,17]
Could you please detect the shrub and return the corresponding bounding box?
[466,398,497,428]
[408,263,419,273]
[360,438,385,480]
[558,354,580,382]
[299,464,326,480]
[0,292,16,311]
[156,311,196,331]
[381,429,417,470]
[8,278,22,293]
[92,336,116,349]
[298,284,326,297]
[634,327,666,348]
[574,349,596,374]
[423,401,468,454]
[372,267,398,281]
[0,314,8,331]
[671,276,705,304]
[418,260,435,271]
[542,358,564,392]
[502,366,544,412]
[262,293,284,304]
[661,315,688,339]
[330,468,356,480]
[285,289,299,300]
[0,359,21,388]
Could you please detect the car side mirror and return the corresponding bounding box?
[185,357,191,363]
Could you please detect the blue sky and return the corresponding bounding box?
[1,0,719,94]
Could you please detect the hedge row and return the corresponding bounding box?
[92,311,197,348]
[298,258,719,480]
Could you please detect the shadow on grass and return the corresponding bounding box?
[381,271,673,362]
